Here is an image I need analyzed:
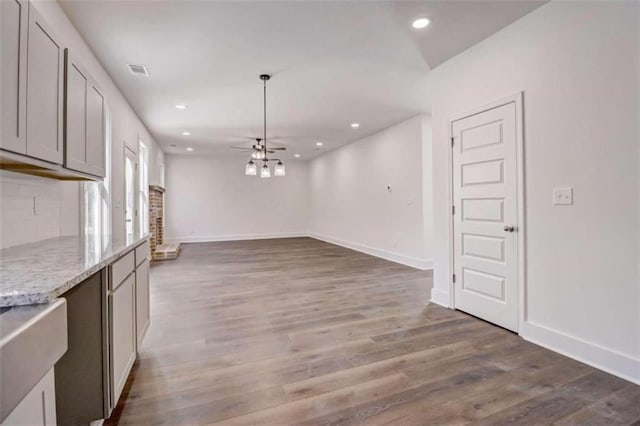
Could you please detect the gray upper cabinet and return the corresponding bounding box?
[64,51,89,173]
[64,50,105,178]
[86,83,106,177]
[0,0,28,155]
[0,0,105,181]
[25,3,64,165]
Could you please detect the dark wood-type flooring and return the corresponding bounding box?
[106,237,640,425]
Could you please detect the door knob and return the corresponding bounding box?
[503,225,515,232]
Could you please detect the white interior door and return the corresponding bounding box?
[124,147,137,242]
[452,100,520,332]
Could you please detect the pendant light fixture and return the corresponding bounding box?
[274,161,285,177]
[245,160,257,176]
[260,163,271,178]
[244,74,285,177]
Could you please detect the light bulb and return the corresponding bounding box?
[274,161,285,177]
[260,163,271,178]
[245,160,257,176]
[252,149,265,160]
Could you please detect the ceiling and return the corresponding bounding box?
[59,0,545,159]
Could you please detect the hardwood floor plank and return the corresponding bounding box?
[105,238,640,426]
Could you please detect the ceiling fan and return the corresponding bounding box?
[231,74,287,177]
[230,137,285,160]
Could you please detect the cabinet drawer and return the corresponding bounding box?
[135,240,149,266]
[110,250,134,290]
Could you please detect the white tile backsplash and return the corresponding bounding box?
[0,171,77,249]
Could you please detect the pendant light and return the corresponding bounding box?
[274,161,285,177]
[245,160,257,176]
[260,162,271,178]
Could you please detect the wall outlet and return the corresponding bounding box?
[553,187,573,205]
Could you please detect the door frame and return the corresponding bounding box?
[124,144,138,239]
[447,92,526,333]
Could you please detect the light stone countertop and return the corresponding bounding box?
[0,232,149,307]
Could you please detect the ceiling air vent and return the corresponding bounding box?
[128,64,150,77]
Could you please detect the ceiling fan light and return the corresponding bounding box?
[260,163,271,178]
[245,160,257,176]
[274,161,285,177]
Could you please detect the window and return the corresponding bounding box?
[83,107,112,251]
[139,140,149,234]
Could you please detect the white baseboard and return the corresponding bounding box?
[307,233,432,270]
[168,232,307,244]
[430,287,452,308]
[521,321,640,385]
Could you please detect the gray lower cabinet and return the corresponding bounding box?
[64,50,106,178]
[135,241,151,346]
[55,240,150,424]
[25,2,64,165]
[109,273,137,407]
[1,369,57,426]
[0,0,28,155]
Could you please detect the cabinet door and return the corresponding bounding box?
[86,82,106,177]
[26,3,64,164]
[136,258,150,346]
[0,0,28,154]
[64,50,89,173]
[109,273,136,406]
[1,369,56,426]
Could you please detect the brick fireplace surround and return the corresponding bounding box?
[149,185,165,259]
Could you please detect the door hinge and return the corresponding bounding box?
[452,205,455,215]
[452,273,456,283]
[451,136,455,147]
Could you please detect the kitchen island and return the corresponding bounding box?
[0,232,150,425]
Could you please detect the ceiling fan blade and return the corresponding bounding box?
[230,146,253,150]
[269,147,286,150]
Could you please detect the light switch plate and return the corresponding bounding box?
[553,187,573,205]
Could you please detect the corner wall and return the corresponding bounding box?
[308,116,433,270]
[428,1,640,383]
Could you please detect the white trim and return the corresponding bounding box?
[308,233,433,270]
[430,288,451,308]
[448,92,526,332]
[168,232,307,244]
[522,321,640,385]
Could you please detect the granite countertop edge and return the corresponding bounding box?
[0,234,149,307]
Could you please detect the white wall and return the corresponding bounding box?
[165,155,309,242]
[308,116,433,270]
[0,1,165,250]
[428,1,640,383]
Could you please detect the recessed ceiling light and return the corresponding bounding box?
[351,122,360,129]
[186,147,194,152]
[316,141,323,146]
[182,131,191,136]
[294,154,300,158]
[412,17,431,29]
[175,104,187,110]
